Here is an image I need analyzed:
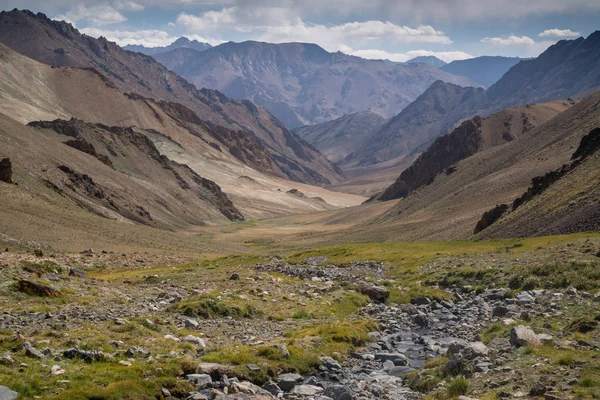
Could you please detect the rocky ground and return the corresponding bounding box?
[0,236,599,399]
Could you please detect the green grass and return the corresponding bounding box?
[447,377,469,397]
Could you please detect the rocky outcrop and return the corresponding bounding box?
[473,204,509,234]
[17,280,61,297]
[369,117,483,202]
[0,158,12,183]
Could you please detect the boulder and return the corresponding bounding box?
[291,385,323,395]
[387,366,415,378]
[374,352,408,366]
[186,373,212,388]
[277,373,303,391]
[320,356,342,370]
[0,158,12,183]
[411,297,432,306]
[0,386,18,400]
[412,314,429,328]
[17,280,61,297]
[323,384,354,400]
[361,285,389,303]
[510,325,540,347]
[182,335,206,348]
[68,268,86,277]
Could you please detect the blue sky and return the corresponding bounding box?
[2,0,599,62]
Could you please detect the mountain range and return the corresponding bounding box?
[406,56,447,68]
[0,9,341,187]
[152,41,481,128]
[124,37,212,55]
[440,56,525,87]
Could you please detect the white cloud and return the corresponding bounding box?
[80,27,221,47]
[113,1,145,11]
[481,35,535,46]
[341,47,473,63]
[538,28,581,37]
[55,4,127,26]
[175,8,453,51]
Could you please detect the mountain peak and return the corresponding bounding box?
[406,55,447,68]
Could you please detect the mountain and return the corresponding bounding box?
[364,89,600,241]
[0,9,341,186]
[294,112,386,163]
[486,32,600,110]
[440,56,525,87]
[123,37,212,56]
[152,41,482,128]
[345,32,600,171]
[406,56,447,68]
[0,42,364,220]
[342,81,486,168]
[476,128,600,238]
[368,99,575,202]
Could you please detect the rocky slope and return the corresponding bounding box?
[342,81,486,168]
[153,41,481,128]
[486,31,600,110]
[344,32,600,171]
[369,99,574,202]
[440,56,525,87]
[477,127,600,238]
[0,42,363,222]
[294,111,386,163]
[124,37,211,56]
[0,9,341,186]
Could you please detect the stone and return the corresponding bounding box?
[320,356,342,370]
[277,373,303,391]
[164,335,180,342]
[24,344,44,359]
[517,293,535,305]
[0,158,12,183]
[412,314,429,328]
[529,383,547,396]
[161,388,171,397]
[306,256,328,265]
[387,366,416,378]
[69,268,86,277]
[537,334,554,345]
[411,297,432,306]
[186,374,212,389]
[229,273,240,281]
[17,280,61,297]
[291,385,323,395]
[51,365,65,375]
[361,285,390,303]
[185,318,200,329]
[323,384,354,400]
[492,306,509,317]
[0,386,18,400]
[182,335,206,348]
[374,353,408,366]
[261,380,282,396]
[510,325,540,347]
[272,344,290,358]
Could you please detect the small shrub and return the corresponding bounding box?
[180,359,199,375]
[447,377,469,396]
[579,377,599,388]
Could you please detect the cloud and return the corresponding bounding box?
[538,28,581,37]
[175,8,453,51]
[55,4,127,26]
[341,47,473,63]
[80,27,220,47]
[481,35,535,46]
[113,1,145,11]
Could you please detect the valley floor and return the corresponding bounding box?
[1,231,600,399]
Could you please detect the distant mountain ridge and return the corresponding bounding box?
[124,37,212,56]
[0,9,342,186]
[153,41,482,128]
[406,56,447,68]
[342,31,600,171]
[440,56,525,87]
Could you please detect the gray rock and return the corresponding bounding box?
[0,386,18,400]
[277,373,303,391]
[411,297,431,306]
[374,353,408,366]
[186,373,212,388]
[517,293,535,305]
[185,318,199,329]
[510,325,540,347]
[24,344,44,359]
[412,314,429,328]
[320,356,342,370]
[229,273,240,280]
[387,366,415,378]
[323,384,354,400]
[261,380,282,395]
[182,335,206,348]
[537,333,554,345]
[361,285,390,303]
[291,385,323,395]
[272,344,290,358]
[161,387,171,397]
[492,306,509,317]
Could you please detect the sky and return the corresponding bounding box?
[1,0,599,62]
